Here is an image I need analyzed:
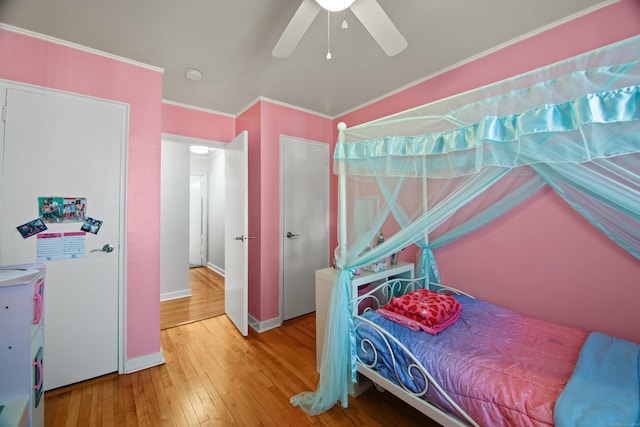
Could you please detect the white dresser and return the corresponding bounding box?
[0,264,46,427]
[314,262,414,372]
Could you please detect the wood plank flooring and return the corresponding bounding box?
[44,313,440,426]
[160,267,224,330]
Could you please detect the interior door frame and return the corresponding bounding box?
[279,134,330,322]
[0,79,129,377]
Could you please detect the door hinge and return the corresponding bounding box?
[2,105,6,122]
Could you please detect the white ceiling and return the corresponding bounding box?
[0,0,614,117]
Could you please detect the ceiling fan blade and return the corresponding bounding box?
[272,0,321,58]
[350,0,408,56]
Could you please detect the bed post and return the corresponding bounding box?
[422,155,429,285]
[337,122,348,265]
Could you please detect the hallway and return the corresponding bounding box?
[160,267,224,329]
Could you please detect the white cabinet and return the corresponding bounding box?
[0,264,45,427]
[315,262,414,372]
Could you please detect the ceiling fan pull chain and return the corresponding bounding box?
[326,10,332,60]
[342,0,349,29]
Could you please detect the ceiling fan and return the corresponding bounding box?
[272,0,408,58]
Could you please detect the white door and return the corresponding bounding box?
[0,83,126,390]
[224,131,249,336]
[189,175,204,267]
[281,136,330,321]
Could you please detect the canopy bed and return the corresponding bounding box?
[291,34,640,426]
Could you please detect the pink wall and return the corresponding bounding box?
[236,101,334,321]
[438,188,640,341]
[337,0,640,343]
[4,0,638,363]
[0,29,163,358]
[161,102,235,142]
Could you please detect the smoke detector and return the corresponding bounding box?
[185,68,203,81]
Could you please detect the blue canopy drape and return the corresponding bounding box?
[291,35,640,415]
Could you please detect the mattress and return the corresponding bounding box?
[356,295,588,426]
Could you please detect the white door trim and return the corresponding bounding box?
[0,78,129,376]
[160,133,226,149]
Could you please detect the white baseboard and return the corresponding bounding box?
[249,314,281,333]
[124,350,165,374]
[160,289,192,302]
[207,262,224,276]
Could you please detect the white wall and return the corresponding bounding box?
[207,150,225,274]
[160,139,191,301]
[190,156,208,175]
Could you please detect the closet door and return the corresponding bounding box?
[281,136,330,321]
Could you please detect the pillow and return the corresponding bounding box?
[381,288,461,334]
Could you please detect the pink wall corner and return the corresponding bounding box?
[236,102,263,318]
[336,0,640,343]
[0,29,164,359]
[254,101,334,321]
[161,102,236,141]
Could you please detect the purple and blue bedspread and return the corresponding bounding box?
[357,295,588,426]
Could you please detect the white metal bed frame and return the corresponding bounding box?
[352,277,479,427]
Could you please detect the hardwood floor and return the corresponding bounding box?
[44,313,440,426]
[160,267,225,330]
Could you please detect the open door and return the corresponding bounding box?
[224,131,249,336]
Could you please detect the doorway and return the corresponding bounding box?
[160,266,225,329]
[280,135,330,321]
[160,134,228,329]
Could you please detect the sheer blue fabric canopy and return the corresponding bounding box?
[291,35,640,415]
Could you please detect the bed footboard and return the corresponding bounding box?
[353,277,478,427]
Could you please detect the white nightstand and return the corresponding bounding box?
[314,262,414,372]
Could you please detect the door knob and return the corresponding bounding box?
[91,243,114,253]
[233,235,254,242]
[286,232,299,238]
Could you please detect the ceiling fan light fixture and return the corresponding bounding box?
[273,0,406,58]
[315,0,355,12]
